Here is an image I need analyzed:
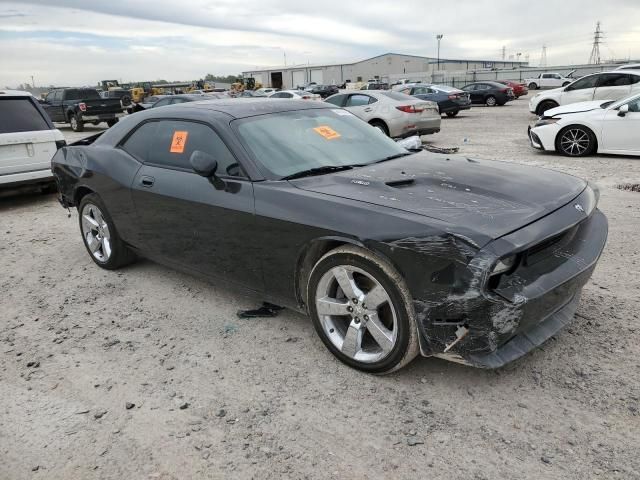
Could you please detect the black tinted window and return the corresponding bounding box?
[597,73,631,87]
[64,89,101,100]
[0,98,50,134]
[123,120,242,177]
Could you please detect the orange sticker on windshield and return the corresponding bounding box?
[313,125,341,140]
[170,131,189,153]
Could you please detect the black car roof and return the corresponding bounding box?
[178,98,332,119]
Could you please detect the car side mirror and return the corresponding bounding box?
[190,150,218,177]
[618,104,630,117]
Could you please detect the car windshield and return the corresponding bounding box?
[235,108,408,178]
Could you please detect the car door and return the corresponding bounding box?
[600,96,640,153]
[42,90,64,122]
[559,74,599,105]
[126,119,262,290]
[540,74,553,88]
[593,73,633,101]
[344,94,376,121]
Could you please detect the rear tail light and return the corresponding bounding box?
[448,94,460,100]
[396,105,426,113]
[78,102,87,112]
[301,95,311,100]
[500,88,509,93]
[55,140,67,150]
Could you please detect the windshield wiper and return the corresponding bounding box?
[373,152,412,164]
[282,165,356,180]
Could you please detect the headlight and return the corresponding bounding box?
[534,117,561,127]
[491,255,517,276]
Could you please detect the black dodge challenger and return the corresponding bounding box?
[52,99,608,373]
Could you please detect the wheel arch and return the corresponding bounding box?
[368,118,390,135]
[74,185,95,207]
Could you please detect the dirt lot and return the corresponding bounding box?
[1,98,639,480]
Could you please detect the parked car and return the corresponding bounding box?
[40,87,127,132]
[268,90,322,101]
[51,100,608,373]
[528,92,640,157]
[0,90,65,189]
[615,64,640,71]
[460,82,514,106]
[151,93,224,108]
[529,71,640,116]
[239,90,268,98]
[325,90,440,137]
[308,84,339,98]
[256,87,278,95]
[525,72,575,90]
[360,82,390,91]
[497,80,529,98]
[396,84,471,117]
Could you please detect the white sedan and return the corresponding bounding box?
[268,90,321,101]
[528,92,640,157]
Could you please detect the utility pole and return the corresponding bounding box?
[30,75,35,89]
[436,34,444,70]
[501,46,506,61]
[539,45,547,67]
[588,21,603,64]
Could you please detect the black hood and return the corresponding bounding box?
[291,152,586,244]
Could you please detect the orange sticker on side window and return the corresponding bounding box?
[170,131,189,153]
[313,125,341,140]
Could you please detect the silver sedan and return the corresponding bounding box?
[325,90,440,138]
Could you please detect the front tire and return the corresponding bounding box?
[536,100,559,116]
[445,111,459,117]
[555,125,596,157]
[78,193,136,270]
[307,245,419,374]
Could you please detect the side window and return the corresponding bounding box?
[325,94,346,107]
[461,85,474,92]
[553,74,562,79]
[153,98,171,108]
[412,87,429,95]
[171,98,188,104]
[122,121,244,177]
[542,74,551,79]
[567,75,599,90]
[628,98,640,112]
[50,91,60,102]
[270,92,285,98]
[629,75,640,85]
[597,73,631,87]
[346,94,372,107]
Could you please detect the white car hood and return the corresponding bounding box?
[545,100,609,116]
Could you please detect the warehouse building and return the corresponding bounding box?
[242,52,528,89]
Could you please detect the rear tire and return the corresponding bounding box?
[107,118,118,128]
[555,125,597,157]
[369,120,389,137]
[485,95,497,106]
[70,113,84,132]
[78,193,136,270]
[445,111,459,117]
[307,245,419,374]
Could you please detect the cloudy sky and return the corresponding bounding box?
[1,0,639,87]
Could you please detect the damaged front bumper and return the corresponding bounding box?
[415,187,608,368]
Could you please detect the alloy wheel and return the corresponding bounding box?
[560,128,591,156]
[81,203,112,262]
[315,265,398,363]
[70,116,78,130]
[486,96,497,106]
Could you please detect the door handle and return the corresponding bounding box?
[140,175,155,187]
[364,107,372,112]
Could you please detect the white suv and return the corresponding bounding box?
[0,90,65,189]
[529,71,640,116]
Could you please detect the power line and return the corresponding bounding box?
[588,21,603,64]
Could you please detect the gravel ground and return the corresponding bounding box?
[1,98,639,480]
